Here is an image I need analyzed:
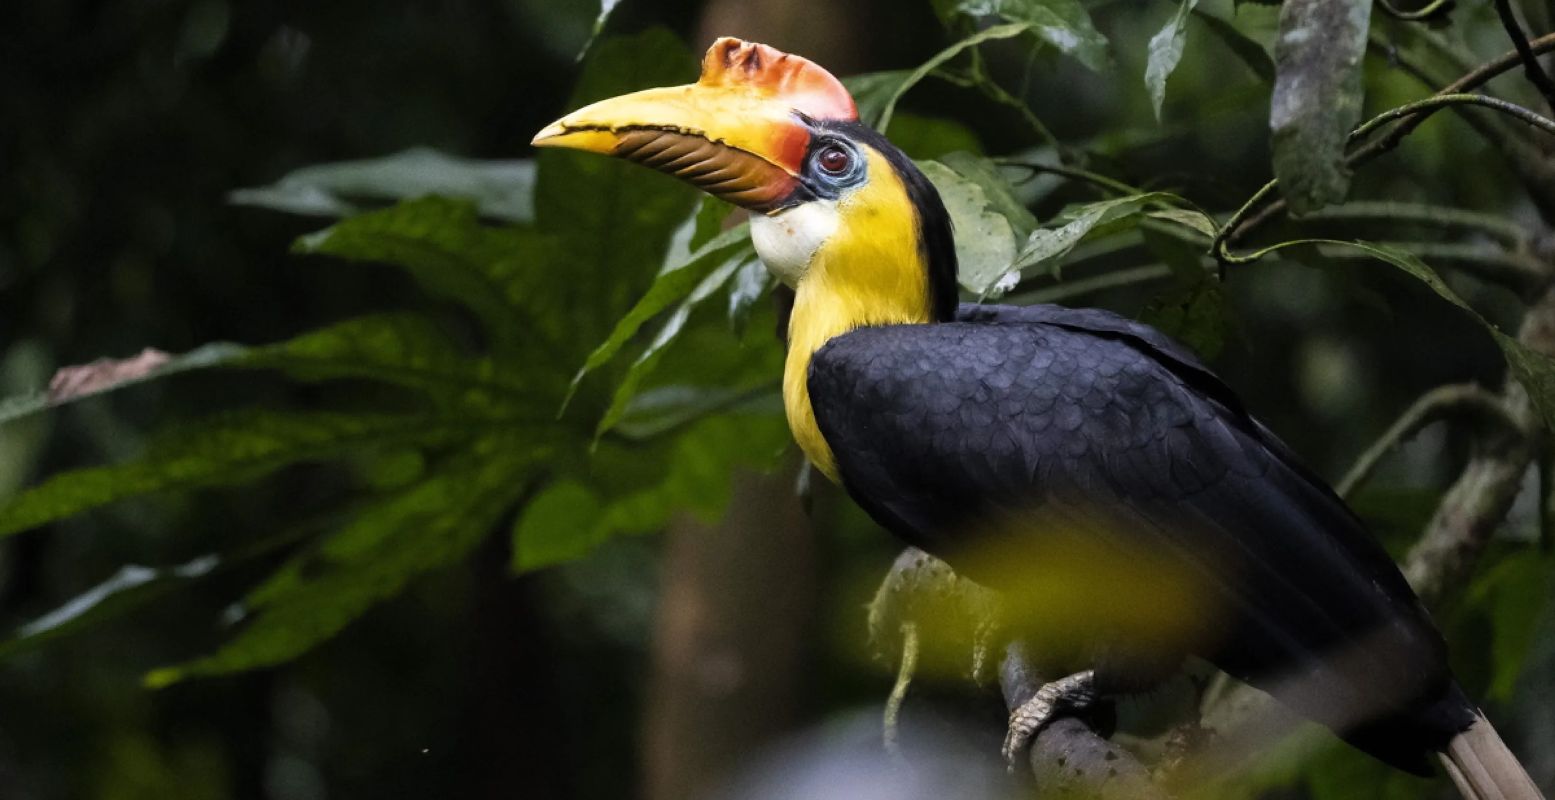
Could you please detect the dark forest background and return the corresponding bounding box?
[2,0,1554,798]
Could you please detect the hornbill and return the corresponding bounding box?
[536,38,1543,798]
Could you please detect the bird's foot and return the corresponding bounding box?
[1001,669,1098,768]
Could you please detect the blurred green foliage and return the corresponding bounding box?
[4,0,1555,797]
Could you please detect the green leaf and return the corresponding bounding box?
[612,384,780,441]
[1302,737,1434,800]
[241,313,547,410]
[920,160,1019,297]
[5,556,220,658]
[512,480,606,572]
[535,29,701,342]
[0,343,247,428]
[294,197,537,352]
[1270,0,1372,214]
[1246,239,1555,433]
[0,411,475,538]
[1146,0,1199,121]
[1010,192,1182,280]
[1333,242,1555,432]
[939,152,1037,240]
[1193,9,1276,84]
[564,223,752,410]
[578,0,625,60]
[956,0,1110,71]
[726,256,771,332]
[876,23,1033,133]
[1465,549,1555,701]
[0,524,308,661]
[689,195,737,252]
[594,253,752,436]
[1139,277,1227,360]
[843,70,915,129]
[1146,207,1218,239]
[886,113,983,160]
[147,442,534,685]
[229,147,535,222]
[513,411,788,573]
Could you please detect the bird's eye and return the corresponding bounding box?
[817,145,851,175]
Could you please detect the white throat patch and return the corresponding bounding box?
[749,201,838,287]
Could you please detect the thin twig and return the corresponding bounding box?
[1006,265,1173,305]
[1349,93,1555,140]
[1337,383,1520,498]
[1376,0,1454,21]
[994,159,1142,196]
[1216,34,1555,262]
[1495,0,1555,113]
[1316,240,1548,289]
[1304,201,1529,246]
[1215,95,1555,265]
[1404,285,1553,606]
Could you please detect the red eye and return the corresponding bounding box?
[817,145,851,174]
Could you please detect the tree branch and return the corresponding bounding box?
[1217,34,1555,260]
[1376,0,1454,22]
[1000,642,1171,800]
[1494,0,1555,114]
[1404,285,1553,605]
[1337,383,1521,498]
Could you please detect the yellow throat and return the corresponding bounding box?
[778,149,935,483]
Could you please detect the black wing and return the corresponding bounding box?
[808,303,1472,772]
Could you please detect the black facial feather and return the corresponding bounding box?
[799,120,960,323]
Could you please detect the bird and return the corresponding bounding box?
[534,37,1543,799]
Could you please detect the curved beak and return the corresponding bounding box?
[533,38,857,212]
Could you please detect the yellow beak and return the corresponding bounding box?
[533,37,857,211]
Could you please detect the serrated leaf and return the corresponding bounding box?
[956,0,1110,71]
[876,23,1033,133]
[1270,0,1371,214]
[1146,0,1199,120]
[514,412,788,573]
[294,197,536,352]
[0,343,246,428]
[565,223,752,410]
[0,412,476,538]
[148,442,535,685]
[241,313,546,410]
[229,147,536,222]
[920,160,1018,297]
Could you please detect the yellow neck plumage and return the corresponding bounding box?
[782,150,934,482]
